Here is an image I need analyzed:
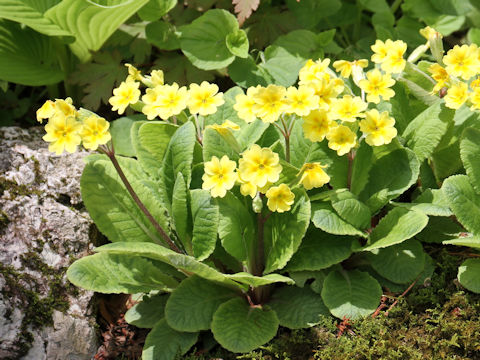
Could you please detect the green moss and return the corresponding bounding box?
[0,176,42,198]
[0,210,9,234]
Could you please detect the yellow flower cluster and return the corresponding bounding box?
[37,98,111,155]
[108,64,225,120]
[427,43,480,110]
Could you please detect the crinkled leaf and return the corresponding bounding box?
[392,189,452,216]
[311,202,366,237]
[142,319,198,360]
[460,127,480,194]
[367,239,426,284]
[225,29,249,58]
[225,272,294,287]
[191,189,218,260]
[165,276,237,332]
[269,286,329,329]
[172,173,191,251]
[138,121,178,165]
[361,207,429,251]
[67,252,179,293]
[264,188,311,274]
[109,115,145,157]
[321,269,382,319]
[125,293,168,328]
[211,297,279,353]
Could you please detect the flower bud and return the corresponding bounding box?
[252,193,263,213]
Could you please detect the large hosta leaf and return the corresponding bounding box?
[264,188,311,274]
[321,269,382,319]
[0,0,72,37]
[179,9,247,70]
[211,298,279,353]
[165,276,237,332]
[142,319,198,360]
[269,286,329,329]
[366,239,426,284]
[45,0,149,61]
[361,207,429,251]
[0,20,63,85]
[95,242,246,291]
[80,155,169,244]
[67,252,180,293]
[442,175,480,234]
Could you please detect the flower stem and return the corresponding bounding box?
[347,149,355,190]
[100,145,182,254]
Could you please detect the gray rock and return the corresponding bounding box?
[0,127,98,359]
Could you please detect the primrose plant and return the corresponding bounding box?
[37,29,454,358]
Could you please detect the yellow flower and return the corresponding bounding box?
[359,109,397,146]
[326,125,357,156]
[237,172,257,198]
[206,120,240,135]
[265,184,295,213]
[306,75,344,110]
[42,114,82,155]
[36,98,77,124]
[145,69,164,87]
[202,155,237,198]
[109,80,141,115]
[359,69,395,104]
[187,81,225,116]
[234,87,259,123]
[299,163,330,190]
[333,59,368,78]
[329,95,367,122]
[381,40,407,74]
[469,86,480,110]
[443,44,480,80]
[125,63,143,82]
[285,85,319,116]
[371,39,392,64]
[444,82,469,109]
[142,83,188,120]
[80,115,111,150]
[252,85,287,123]
[428,63,449,93]
[238,144,282,188]
[298,58,331,84]
[302,109,334,142]
[471,78,480,89]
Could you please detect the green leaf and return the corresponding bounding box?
[0,20,63,86]
[228,56,273,88]
[226,29,249,58]
[202,127,240,162]
[165,276,237,332]
[458,259,480,293]
[67,252,179,293]
[211,297,279,353]
[286,0,341,29]
[358,0,390,13]
[321,270,382,319]
[367,239,426,284]
[172,173,190,250]
[45,0,149,61]
[468,28,480,46]
[138,121,178,165]
[145,20,180,50]
[442,175,480,234]
[354,142,420,213]
[161,121,197,208]
[264,188,311,274]
[125,293,168,328]
[96,242,246,291]
[80,155,169,244]
[191,189,218,261]
[138,0,177,21]
[269,286,329,329]
[154,52,215,85]
[460,127,480,193]
[179,9,240,70]
[216,192,256,262]
[311,202,366,237]
[0,0,72,38]
[109,115,144,157]
[403,102,454,162]
[286,231,355,272]
[362,208,429,251]
[392,189,452,216]
[225,272,294,287]
[416,216,463,244]
[399,62,438,105]
[331,192,371,230]
[443,236,480,249]
[142,319,198,360]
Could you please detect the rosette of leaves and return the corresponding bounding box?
[64,84,445,357]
